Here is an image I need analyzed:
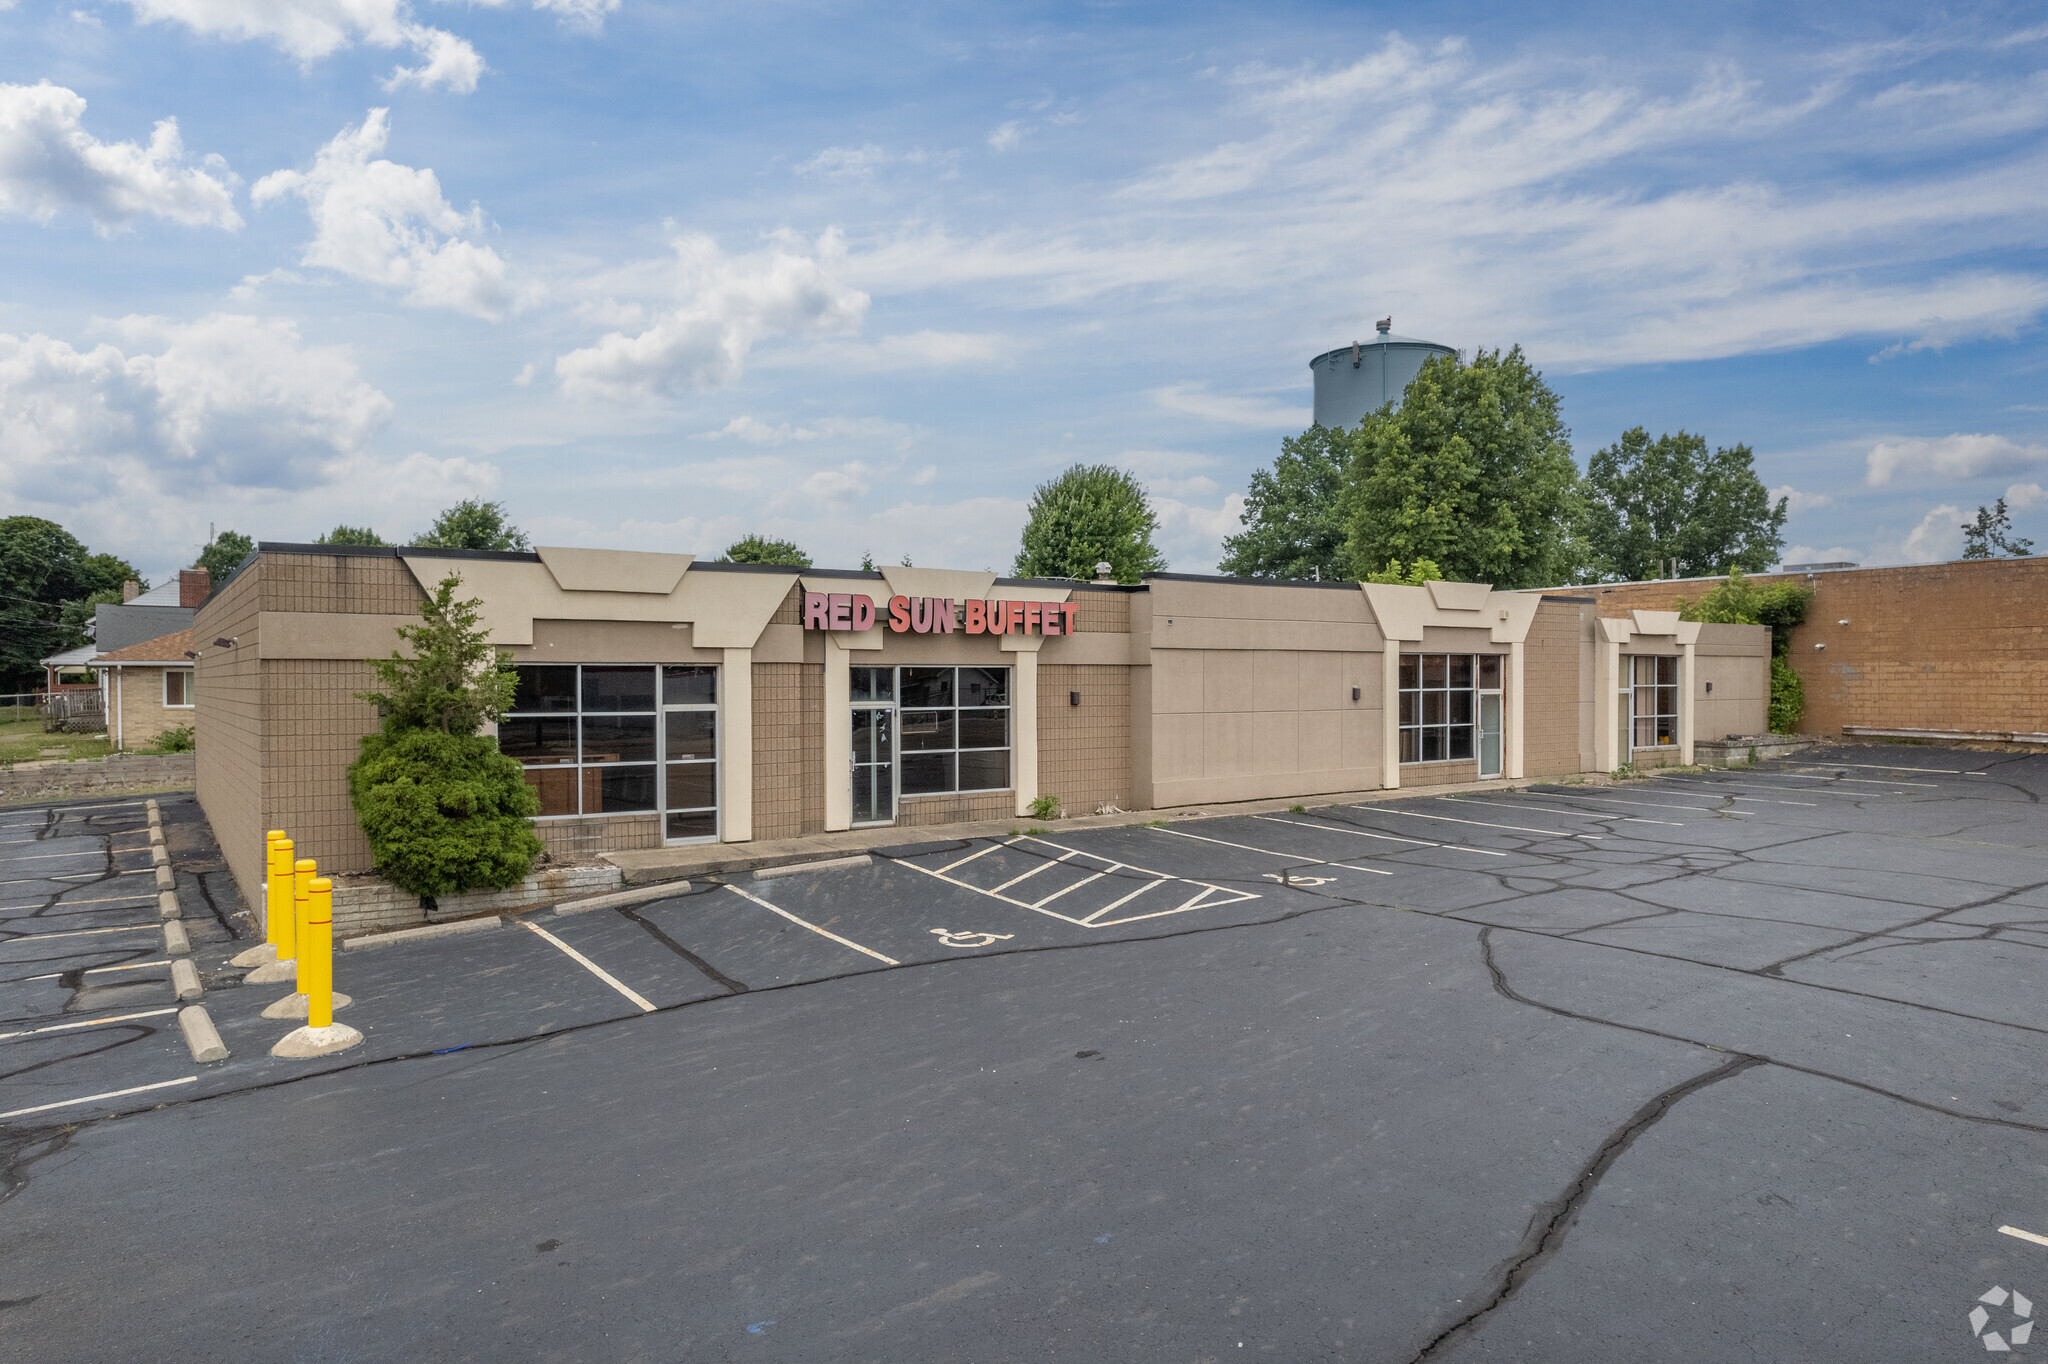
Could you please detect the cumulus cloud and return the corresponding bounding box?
[1151,383,1311,428]
[1898,504,1965,563]
[1770,484,1834,514]
[115,0,484,93]
[756,330,1007,374]
[987,121,1025,152]
[254,109,511,319]
[532,0,619,33]
[0,314,392,505]
[2006,481,2046,509]
[554,231,868,402]
[696,414,910,446]
[795,144,887,178]
[1863,432,2048,484]
[0,82,241,233]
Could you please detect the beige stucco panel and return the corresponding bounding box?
[1202,651,1255,714]
[676,570,804,648]
[1203,711,1255,778]
[1152,650,1205,716]
[1251,710,1302,775]
[256,611,412,661]
[1359,583,1428,642]
[1361,581,1542,646]
[1038,631,1132,665]
[753,623,806,664]
[1253,650,1303,712]
[878,566,999,602]
[536,546,692,595]
[1144,579,1367,624]
[1154,712,1205,782]
[1148,616,1383,653]
[1426,580,1493,612]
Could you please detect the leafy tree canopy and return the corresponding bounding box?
[0,518,141,687]
[415,499,530,552]
[194,530,254,586]
[358,575,518,736]
[1013,463,1167,583]
[317,524,389,546]
[1363,558,1444,585]
[1961,498,2035,559]
[1217,425,1349,581]
[719,534,811,567]
[1341,348,1584,590]
[1677,570,1815,733]
[1582,428,1786,581]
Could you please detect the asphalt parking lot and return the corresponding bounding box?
[3,744,2047,1361]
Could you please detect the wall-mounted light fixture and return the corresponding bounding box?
[212,637,236,649]
[1837,619,1850,626]
[1351,686,1361,701]
[1814,642,1827,650]
[1069,691,1080,707]
[1705,681,1714,693]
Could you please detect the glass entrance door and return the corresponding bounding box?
[662,665,718,843]
[851,666,895,827]
[1477,653,1503,779]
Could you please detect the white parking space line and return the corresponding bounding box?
[2001,1226,2048,1249]
[1033,869,1109,907]
[898,837,1260,927]
[520,921,657,1010]
[0,872,104,887]
[0,1075,196,1121]
[1447,794,1695,824]
[1677,778,1903,798]
[1796,761,1977,776]
[724,884,901,965]
[1153,824,1396,874]
[5,924,159,943]
[1707,772,1929,788]
[24,959,170,981]
[938,843,1006,875]
[0,1008,179,1041]
[0,849,123,862]
[991,850,1078,893]
[1388,802,1603,840]
[1254,814,1504,857]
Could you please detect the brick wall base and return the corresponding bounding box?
[0,753,196,805]
[327,862,621,939]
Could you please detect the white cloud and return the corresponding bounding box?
[0,313,392,505]
[987,121,1024,152]
[115,0,483,93]
[2005,482,2045,509]
[1780,545,1863,566]
[554,231,868,401]
[1864,432,2048,484]
[795,144,886,178]
[1898,504,1965,564]
[1770,484,1833,515]
[1150,491,1245,574]
[531,0,618,33]
[0,82,242,233]
[756,330,1008,373]
[1151,383,1311,428]
[253,109,511,319]
[697,414,910,446]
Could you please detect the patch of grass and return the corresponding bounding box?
[1024,826,1050,836]
[148,725,195,754]
[1289,804,1306,814]
[1141,819,1170,828]
[0,714,113,766]
[1611,763,1641,780]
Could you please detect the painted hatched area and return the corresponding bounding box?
[894,835,1259,927]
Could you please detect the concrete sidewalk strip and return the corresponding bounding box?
[753,853,872,880]
[553,883,695,916]
[343,916,503,950]
[177,1005,228,1063]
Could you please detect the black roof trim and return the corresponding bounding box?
[992,576,1145,592]
[1141,570,1362,592]
[254,542,547,563]
[798,568,889,582]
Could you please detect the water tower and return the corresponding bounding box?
[1310,318,1455,429]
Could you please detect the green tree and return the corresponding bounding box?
[1217,425,1349,580]
[1363,558,1444,585]
[1340,348,1585,589]
[1960,498,2034,559]
[316,524,389,546]
[1013,463,1167,583]
[1581,428,1786,581]
[416,499,530,552]
[348,574,541,896]
[1678,570,1815,733]
[0,518,140,688]
[194,530,255,585]
[719,534,811,567]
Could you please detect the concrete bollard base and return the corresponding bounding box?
[242,958,297,984]
[229,942,279,968]
[170,958,203,1001]
[271,1023,364,1058]
[163,922,192,955]
[178,1006,228,1063]
[158,890,181,920]
[154,864,174,891]
[260,991,352,1020]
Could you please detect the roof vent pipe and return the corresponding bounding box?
[1376,317,1392,334]
[1094,561,1114,582]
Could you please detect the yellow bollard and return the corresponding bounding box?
[293,857,317,961]
[268,835,297,961]
[304,878,335,1029]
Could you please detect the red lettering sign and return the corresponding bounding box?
[803,592,828,629]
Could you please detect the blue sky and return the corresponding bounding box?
[3,0,2045,587]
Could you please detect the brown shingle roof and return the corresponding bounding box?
[94,629,195,664]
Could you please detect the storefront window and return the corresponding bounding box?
[503,664,708,823]
[1631,655,1678,748]
[1399,653,1485,764]
[897,666,1010,795]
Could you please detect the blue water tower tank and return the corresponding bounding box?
[1310,319,1456,429]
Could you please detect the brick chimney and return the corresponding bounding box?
[179,568,210,608]
[122,580,141,602]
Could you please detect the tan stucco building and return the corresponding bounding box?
[193,544,1768,910]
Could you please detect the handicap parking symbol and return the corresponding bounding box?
[929,928,1016,948]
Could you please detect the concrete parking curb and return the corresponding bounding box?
[150,845,169,867]
[148,826,164,846]
[144,798,160,816]
[343,916,502,950]
[163,921,191,955]
[154,864,174,892]
[754,853,872,880]
[177,1005,228,1062]
[157,890,180,920]
[170,958,203,1001]
[552,883,695,916]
